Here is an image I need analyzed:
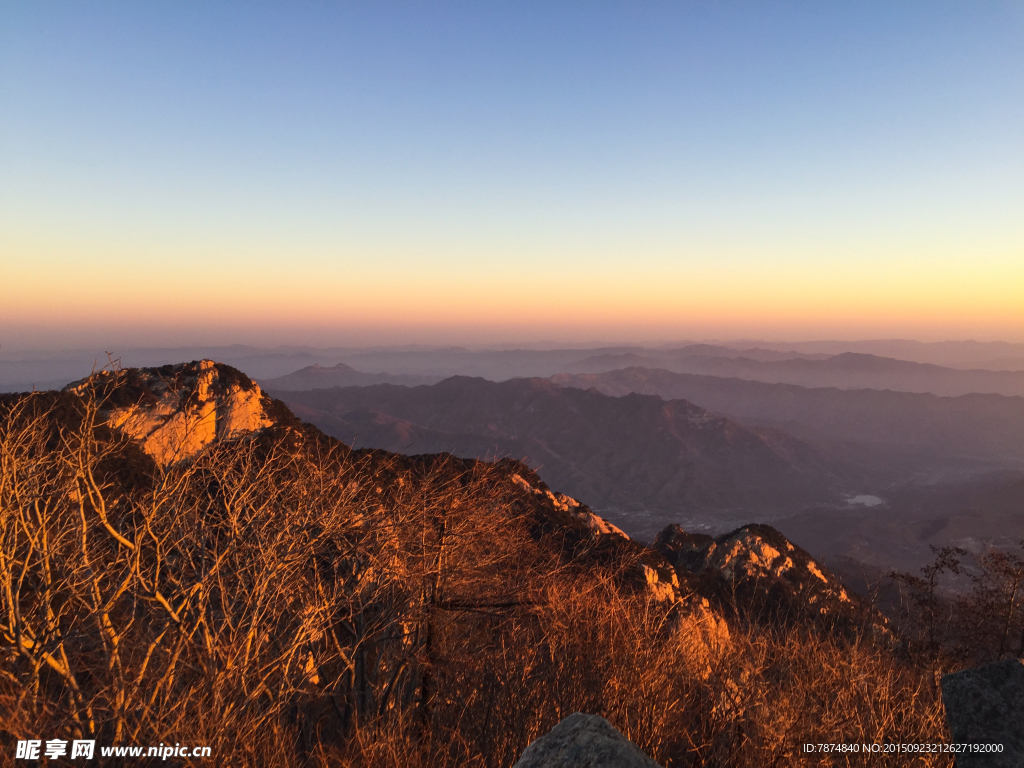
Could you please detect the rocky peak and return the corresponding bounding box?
[65,360,277,467]
[655,523,887,635]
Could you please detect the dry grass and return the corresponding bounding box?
[0,386,952,767]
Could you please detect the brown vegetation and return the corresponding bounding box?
[892,542,1024,668]
[1,381,953,766]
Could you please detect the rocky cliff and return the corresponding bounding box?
[64,360,279,466]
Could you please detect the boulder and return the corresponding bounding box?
[940,657,1024,767]
[512,712,662,768]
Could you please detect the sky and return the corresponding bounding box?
[2,1,1023,350]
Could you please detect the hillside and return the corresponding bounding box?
[274,376,856,539]
[0,360,941,766]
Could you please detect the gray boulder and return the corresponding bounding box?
[940,657,1024,767]
[513,712,662,768]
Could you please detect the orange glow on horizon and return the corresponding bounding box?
[3,228,1021,347]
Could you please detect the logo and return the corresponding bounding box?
[15,740,94,760]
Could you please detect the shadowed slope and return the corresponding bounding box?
[551,366,1024,473]
[275,376,853,534]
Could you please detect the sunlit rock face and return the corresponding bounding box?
[634,559,731,671]
[654,523,887,637]
[704,528,842,596]
[505,465,730,663]
[672,595,731,675]
[65,360,275,466]
[510,473,628,538]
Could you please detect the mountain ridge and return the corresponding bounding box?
[259,362,443,390]
[274,374,857,539]
[566,351,1024,397]
[550,366,1024,472]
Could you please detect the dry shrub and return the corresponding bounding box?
[693,627,950,767]
[0,387,952,767]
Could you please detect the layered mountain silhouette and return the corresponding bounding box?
[744,338,1024,369]
[260,362,442,390]
[551,367,1024,474]
[7,339,1024,394]
[275,376,855,537]
[564,351,1024,397]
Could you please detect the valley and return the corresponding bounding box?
[260,351,1024,580]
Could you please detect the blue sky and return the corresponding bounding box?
[2,2,1022,348]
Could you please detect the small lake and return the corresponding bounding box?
[847,494,884,507]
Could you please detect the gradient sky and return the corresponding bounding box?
[2,1,1022,349]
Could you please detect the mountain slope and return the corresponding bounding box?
[0,360,942,765]
[275,376,854,538]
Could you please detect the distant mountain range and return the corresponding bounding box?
[271,367,1024,567]
[260,362,442,390]
[564,352,1024,397]
[235,346,1024,398]
[303,340,1024,379]
[739,339,1024,369]
[551,367,1024,473]
[276,376,855,538]
[5,339,1024,393]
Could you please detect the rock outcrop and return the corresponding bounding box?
[504,464,730,664]
[512,713,662,768]
[510,472,628,538]
[66,360,277,466]
[655,523,887,636]
[941,658,1024,767]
